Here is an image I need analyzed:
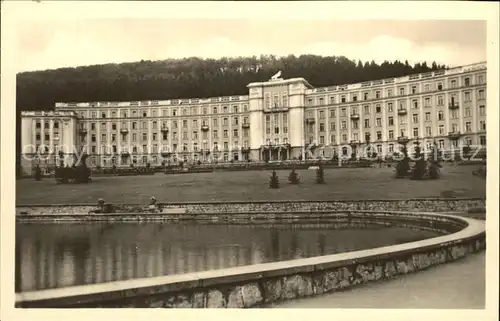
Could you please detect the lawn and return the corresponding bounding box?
[16,165,486,205]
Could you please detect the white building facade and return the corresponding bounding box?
[20,61,487,173]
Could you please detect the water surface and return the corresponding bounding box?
[16,222,441,292]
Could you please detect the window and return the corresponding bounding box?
[213,118,218,126]
[330,122,336,131]
[223,118,228,126]
[387,102,393,112]
[411,86,417,94]
[438,111,444,121]
[412,100,418,109]
[363,105,370,114]
[376,118,382,127]
[478,75,484,84]
[465,107,471,117]
[437,82,443,91]
[319,110,325,119]
[352,121,358,129]
[464,77,470,87]
[364,133,370,142]
[479,121,486,131]
[101,112,107,118]
[465,122,471,132]
[319,136,325,145]
[451,123,458,133]
[424,97,431,107]
[388,116,394,126]
[438,125,445,135]
[363,93,368,100]
[341,108,347,117]
[341,96,346,103]
[319,123,325,132]
[387,89,392,97]
[233,129,238,137]
[376,131,382,140]
[388,144,394,153]
[437,96,444,106]
[364,119,370,128]
[233,117,239,125]
[413,128,419,137]
[318,98,324,105]
[330,109,336,117]
[233,105,238,113]
[341,121,347,130]
[479,105,486,116]
[424,84,430,92]
[213,130,218,138]
[376,91,381,99]
[399,116,407,125]
[450,79,457,88]
[463,91,471,102]
[388,130,394,140]
[375,104,381,113]
[330,96,336,104]
[399,87,405,95]
[212,106,217,114]
[478,90,485,100]
[412,114,419,123]
[223,130,228,138]
[352,94,357,102]
[451,109,459,119]
[425,112,431,121]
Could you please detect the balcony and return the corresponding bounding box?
[78,128,87,136]
[448,102,459,109]
[120,128,129,134]
[160,126,169,133]
[397,108,407,115]
[448,131,462,139]
[121,151,130,156]
[241,146,251,152]
[349,140,360,146]
[397,136,410,144]
[201,125,209,131]
[350,113,360,120]
[305,117,315,124]
[242,122,250,129]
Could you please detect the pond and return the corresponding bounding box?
[16,222,442,292]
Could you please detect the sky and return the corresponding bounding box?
[7,3,488,73]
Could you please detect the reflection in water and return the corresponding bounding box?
[16,222,441,292]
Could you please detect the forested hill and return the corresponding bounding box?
[16,55,447,111]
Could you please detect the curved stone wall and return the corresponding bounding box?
[15,211,485,308]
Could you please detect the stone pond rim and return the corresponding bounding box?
[14,211,486,308]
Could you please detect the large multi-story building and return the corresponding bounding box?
[20,61,487,173]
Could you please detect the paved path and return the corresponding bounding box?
[269,251,485,309]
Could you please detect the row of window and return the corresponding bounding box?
[80,117,250,131]
[306,104,485,120]
[306,89,486,110]
[311,133,487,147]
[307,76,486,105]
[75,104,250,119]
[308,115,486,132]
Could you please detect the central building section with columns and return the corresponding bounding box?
[247,77,312,161]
